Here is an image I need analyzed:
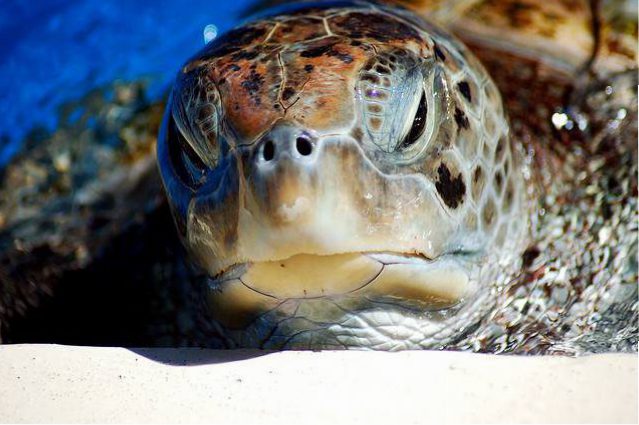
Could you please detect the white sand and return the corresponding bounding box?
[0,344,636,424]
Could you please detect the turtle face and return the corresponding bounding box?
[157,2,527,348]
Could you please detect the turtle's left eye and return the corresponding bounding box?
[397,90,427,151]
[167,114,208,190]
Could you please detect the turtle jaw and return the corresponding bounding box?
[206,251,473,330]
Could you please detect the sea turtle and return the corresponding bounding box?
[156,0,638,349]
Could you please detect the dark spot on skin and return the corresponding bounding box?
[434,44,446,61]
[495,171,503,191]
[471,166,484,204]
[606,176,622,196]
[504,181,514,210]
[457,81,472,102]
[273,103,281,110]
[370,117,382,130]
[601,201,613,220]
[241,70,264,104]
[375,64,391,74]
[522,246,540,268]
[330,51,353,63]
[300,42,353,63]
[435,163,466,209]
[282,87,296,101]
[495,137,505,160]
[473,167,482,182]
[351,127,364,141]
[362,74,380,84]
[304,64,314,73]
[300,44,334,58]
[368,104,382,113]
[454,107,469,130]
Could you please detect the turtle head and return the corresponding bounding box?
[157,3,526,348]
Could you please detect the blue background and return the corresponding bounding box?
[0,0,255,166]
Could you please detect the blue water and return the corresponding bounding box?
[0,0,255,166]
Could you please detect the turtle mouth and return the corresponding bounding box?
[208,251,470,310]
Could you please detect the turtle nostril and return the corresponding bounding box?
[263,140,275,161]
[295,136,313,156]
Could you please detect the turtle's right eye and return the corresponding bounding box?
[397,90,427,151]
[167,115,208,190]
